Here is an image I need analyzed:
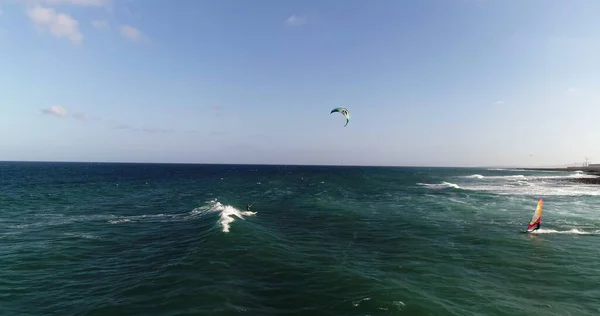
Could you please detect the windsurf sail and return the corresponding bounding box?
[527,198,543,232]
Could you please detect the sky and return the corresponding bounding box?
[1,0,600,167]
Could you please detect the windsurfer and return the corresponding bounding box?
[530,222,540,232]
[526,198,543,233]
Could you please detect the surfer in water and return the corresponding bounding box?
[247,204,252,212]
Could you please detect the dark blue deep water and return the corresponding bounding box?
[2,162,600,315]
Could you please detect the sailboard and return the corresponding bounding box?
[526,198,543,232]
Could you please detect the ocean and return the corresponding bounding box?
[1,162,600,315]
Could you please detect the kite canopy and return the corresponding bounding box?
[330,107,350,127]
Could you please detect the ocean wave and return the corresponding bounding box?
[63,232,101,239]
[463,172,598,181]
[417,182,460,189]
[462,174,526,180]
[190,199,256,233]
[486,168,561,173]
[451,170,600,196]
[457,184,600,196]
[464,174,485,179]
[418,179,600,196]
[108,218,131,224]
[531,172,598,180]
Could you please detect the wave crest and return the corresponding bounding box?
[417,182,460,189]
[190,199,256,233]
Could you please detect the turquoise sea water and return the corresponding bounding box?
[1,162,600,315]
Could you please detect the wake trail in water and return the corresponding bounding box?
[530,228,600,235]
[5,200,256,238]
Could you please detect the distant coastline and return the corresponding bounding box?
[522,166,600,185]
[522,166,600,173]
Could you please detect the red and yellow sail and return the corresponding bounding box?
[527,198,543,232]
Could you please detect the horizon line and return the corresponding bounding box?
[0,159,576,169]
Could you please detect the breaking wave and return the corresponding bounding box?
[463,174,526,180]
[456,183,600,197]
[417,182,460,189]
[461,172,596,181]
[464,174,485,179]
[420,170,600,196]
[190,199,256,233]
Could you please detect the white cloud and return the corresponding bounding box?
[119,24,146,42]
[40,0,110,6]
[120,25,148,42]
[114,124,136,131]
[285,14,307,27]
[72,112,99,121]
[106,120,172,133]
[0,5,5,35]
[106,120,136,130]
[40,105,101,121]
[41,105,68,118]
[495,100,504,105]
[142,127,174,134]
[567,87,578,93]
[26,5,83,44]
[91,19,109,29]
[39,107,175,134]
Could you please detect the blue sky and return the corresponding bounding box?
[1,0,599,167]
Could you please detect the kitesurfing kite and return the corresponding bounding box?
[330,107,350,127]
[526,198,543,232]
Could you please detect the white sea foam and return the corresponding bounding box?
[474,171,597,180]
[464,174,485,179]
[531,228,600,235]
[108,218,131,224]
[63,232,100,239]
[436,170,600,196]
[417,182,460,189]
[107,213,171,224]
[457,183,600,196]
[463,174,527,180]
[190,199,256,233]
